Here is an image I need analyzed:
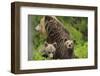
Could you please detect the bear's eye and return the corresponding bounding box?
[65,39,67,41]
[48,51,51,54]
[66,42,69,45]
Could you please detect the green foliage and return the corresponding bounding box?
[74,41,88,58]
[33,51,46,60]
[31,16,46,50]
[30,16,47,60]
[31,15,88,60]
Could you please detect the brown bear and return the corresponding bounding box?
[41,42,57,59]
[35,16,74,59]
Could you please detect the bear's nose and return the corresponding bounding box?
[69,45,71,47]
[35,25,40,31]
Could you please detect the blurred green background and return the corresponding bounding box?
[29,15,88,60]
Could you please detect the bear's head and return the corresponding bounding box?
[64,40,74,49]
[63,40,75,58]
[41,42,57,59]
[35,16,46,35]
[35,16,63,35]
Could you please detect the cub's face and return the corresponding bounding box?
[64,40,74,49]
[42,42,57,59]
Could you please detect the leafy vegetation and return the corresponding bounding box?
[29,15,88,60]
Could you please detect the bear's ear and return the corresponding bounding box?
[44,42,48,47]
[53,42,57,48]
[45,16,52,21]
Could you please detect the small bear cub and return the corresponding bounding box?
[64,40,74,49]
[41,42,57,59]
[64,40,75,58]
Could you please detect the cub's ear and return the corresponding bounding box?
[44,42,48,47]
[45,16,52,21]
[53,42,57,48]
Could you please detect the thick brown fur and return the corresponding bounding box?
[36,16,74,59]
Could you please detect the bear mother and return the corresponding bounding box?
[35,16,75,59]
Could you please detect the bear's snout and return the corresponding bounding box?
[35,25,40,31]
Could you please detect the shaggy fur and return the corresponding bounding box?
[35,16,74,59]
[41,42,57,59]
